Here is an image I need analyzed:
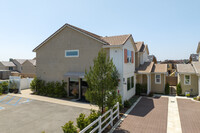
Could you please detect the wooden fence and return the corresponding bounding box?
[166,76,177,86]
[79,102,119,133]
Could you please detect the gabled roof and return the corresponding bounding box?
[33,23,138,52]
[196,42,200,53]
[135,41,143,52]
[192,62,200,75]
[176,64,196,74]
[135,42,149,54]
[33,23,109,52]
[190,54,199,62]
[1,61,16,67]
[101,34,131,45]
[15,59,27,64]
[136,62,154,74]
[148,55,157,63]
[25,60,36,66]
[151,64,167,73]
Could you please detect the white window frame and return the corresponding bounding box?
[184,74,191,85]
[65,50,79,57]
[155,74,161,84]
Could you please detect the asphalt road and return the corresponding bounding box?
[0,95,90,133]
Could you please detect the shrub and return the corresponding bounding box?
[124,100,131,108]
[30,78,67,98]
[9,80,18,90]
[76,113,89,130]
[197,96,200,101]
[165,83,170,95]
[136,83,141,95]
[0,85,3,95]
[176,82,182,96]
[30,77,37,92]
[62,121,77,133]
[141,84,147,93]
[76,110,100,132]
[117,95,123,111]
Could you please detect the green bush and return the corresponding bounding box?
[76,110,100,132]
[136,83,141,95]
[117,95,123,111]
[62,121,77,133]
[124,100,131,108]
[141,84,147,93]
[30,77,37,92]
[30,78,67,98]
[76,113,89,130]
[0,85,3,95]
[165,83,170,95]
[176,82,182,96]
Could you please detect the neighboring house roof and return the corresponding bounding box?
[101,34,131,45]
[148,55,157,63]
[196,42,200,53]
[176,64,196,74]
[190,54,199,62]
[135,42,143,52]
[136,62,154,74]
[33,23,110,52]
[15,59,27,64]
[26,60,36,66]
[151,64,167,73]
[192,62,200,75]
[135,42,149,54]
[1,61,16,67]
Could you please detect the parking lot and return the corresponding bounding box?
[0,95,90,133]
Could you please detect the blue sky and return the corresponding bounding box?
[0,0,199,61]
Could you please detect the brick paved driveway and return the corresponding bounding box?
[114,97,168,133]
[177,99,200,133]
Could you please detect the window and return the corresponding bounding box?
[184,75,191,85]
[65,50,79,57]
[131,76,134,88]
[127,50,132,63]
[9,67,13,70]
[127,78,131,90]
[155,74,161,84]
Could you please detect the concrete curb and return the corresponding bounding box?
[109,96,142,133]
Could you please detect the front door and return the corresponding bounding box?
[69,78,79,98]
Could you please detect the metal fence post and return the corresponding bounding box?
[98,116,101,133]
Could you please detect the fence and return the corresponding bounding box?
[166,76,177,86]
[80,102,119,133]
[9,76,34,92]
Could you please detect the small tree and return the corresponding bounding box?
[85,49,119,114]
[62,121,77,133]
[76,113,89,130]
[165,83,170,95]
[176,82,182,96]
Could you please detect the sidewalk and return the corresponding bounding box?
[8,89,98,110]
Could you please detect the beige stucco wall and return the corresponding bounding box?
[136,74,147,84]
[36,26,107,82]
[151,73,165,94]
[21,61,36,74]
[178,74,198,95]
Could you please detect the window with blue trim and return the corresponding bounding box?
[65,50,79,57]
